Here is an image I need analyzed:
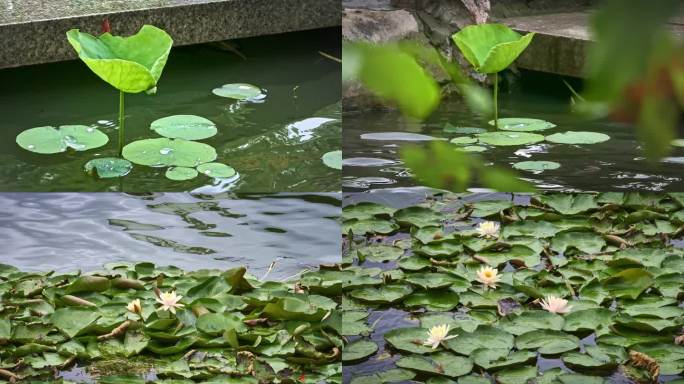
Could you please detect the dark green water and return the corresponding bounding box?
[0,28,341,192]
[343,73,684,192]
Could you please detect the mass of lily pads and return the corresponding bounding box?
[14,24,341,183]
[0,262,342,383]
[341,192,684,383]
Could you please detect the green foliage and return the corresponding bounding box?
[212,83,264,101]
[322,150,343,170]
[84,158,133,178]
[66,25,172,93]
[122,138,217,167]
[150,115,217,141]
[452,24,534,74]
[16,125,109,154]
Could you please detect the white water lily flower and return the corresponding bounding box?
[540,295,572,314]
[155,291,185,314]
[476,221,500,238]
[126,299,142,315]
[423,324,456,349]
[476,266,501,289]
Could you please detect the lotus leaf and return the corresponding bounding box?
[150,115,217,140]
[322,150,343,170]
[452,24,534,74]
[165,166,198,181]
[396,352,473,378]
[212,83,264,100]
[343,339,378,362]
[84,157,133,178]
[122,138,217,167]
[17,125,109,154]
[196,162,237,178]
[512,160,560,172]
[66,25,172,93]
[546,131,610,145]
[477,131,545,146]
[489,118,556,132]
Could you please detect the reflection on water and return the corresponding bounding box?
[0,192,340,279]
[0,28,340,192]
[343,84,684,192]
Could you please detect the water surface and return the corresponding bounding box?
[343,76,684,192]
[0,192,341,279]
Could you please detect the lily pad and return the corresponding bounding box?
[446,326,514,356]
[489,118,556,132]
[122,138,216,167]
[165,167,198,181]
[477,132,544,146]
[322,150,343,170]
[343,339,378,362]
[212,83,264,100]
[458,145,488,152]
[396,352,473,378]
[384,327,435,354]
[150,115,217,140]
[444,124,487,134]
[51,308,99,338]
[17,125,109,154]
[515,329,580,355]
[196,163,236,178]
[450,137,478,145]
[601,268,653,299]
[66,25,172,93]
[512,161,560,172]
[84,158,133,178]
[546,131,610,145]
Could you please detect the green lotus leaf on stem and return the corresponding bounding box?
[84,158,133,178]
[150,115,217,141]
[212,83,264,100]
[165,167,198,181]
[122,138,217,167]
[66,25,173,93]
[17,125,109,154]
[322,150,343,170]
[452,24,534,74]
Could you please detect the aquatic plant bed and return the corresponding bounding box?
[341,192,684,383]
[0,262,342,383]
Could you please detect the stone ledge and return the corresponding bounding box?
[0,0,341,69]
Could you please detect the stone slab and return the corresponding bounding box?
[500,11,684,77]
[0,0,340,69]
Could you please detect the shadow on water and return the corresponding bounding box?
[0,192,341,280]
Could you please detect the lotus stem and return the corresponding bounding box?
[493,72,499,128]
[118,90,125,156]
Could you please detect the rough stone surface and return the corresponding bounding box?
[342,8,421,42]
[0,0,340,69]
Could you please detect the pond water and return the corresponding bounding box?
[0,28,341,192]
[343,73,684,192]
[342,190,684,384]
[0,192,341,279]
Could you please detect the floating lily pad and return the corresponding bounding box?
[165,167,198,181]
[84,158,133,178]
[546,131,610,145]
[489,118,556,132]
[515,330,580,355]
[444,124,487,134]
[477,132,544,146]
[196,163,236,178]
[672,139,684,147]
[343,339,378,362]
[150,115,217,140]
[512,161,560,172]
[212,83,264,100]
[461,145,489,154]
[384,327,435,354]
[450,136,478,145]
[17,125,109,154]
[322,150,342,170]
[396,352,473,378]
[122,138,216,167]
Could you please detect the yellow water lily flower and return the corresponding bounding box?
[423,324,456,349]
[540,295,572,314]
[476,221,500,238]
[477,266,501,289]
[126,298,142,315]
[155,291,185,314]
